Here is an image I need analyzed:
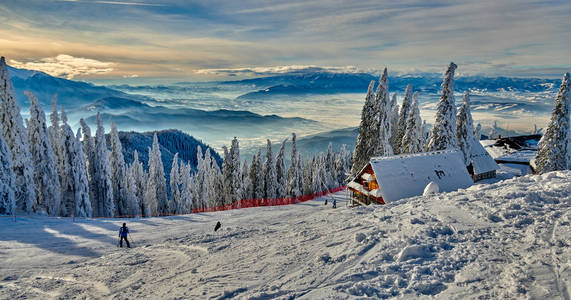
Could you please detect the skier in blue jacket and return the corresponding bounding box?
[119,223,131,248]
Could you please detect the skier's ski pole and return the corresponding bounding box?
[128,233,135,244]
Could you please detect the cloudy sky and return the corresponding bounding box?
[1,0,570,80]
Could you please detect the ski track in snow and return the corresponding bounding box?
[0,171,569,299]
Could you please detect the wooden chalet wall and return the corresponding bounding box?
[348,163,385,206]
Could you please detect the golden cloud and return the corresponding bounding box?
[9,54,114,79]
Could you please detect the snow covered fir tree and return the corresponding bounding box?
[0,126,16,215]
[534,72,570,174]
[401,92,424,154]
[456,92,476,166]
[351,68,396,175]
[0,57,36,214]
[26,91,61,216]
[426,62,459,152]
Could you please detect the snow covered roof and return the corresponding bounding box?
[479,135,540,164]
[470,139,500,174]
[361,173,374,182]
[347,181,368,195]
[369,150,473,202]
[480,140,536,163]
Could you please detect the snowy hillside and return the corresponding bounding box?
[115,129,222,175]
[1,171,569,299]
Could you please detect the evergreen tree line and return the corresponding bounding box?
[193,134,351,210]
[351,67,432,175]
[0,57,351,217]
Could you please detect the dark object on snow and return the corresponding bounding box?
[119,223,131,248]
[214,221,222,232]
[333,200,337,209]
[492,134,541,151]
[324,199,328,205]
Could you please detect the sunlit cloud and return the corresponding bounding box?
[9,54,114,79]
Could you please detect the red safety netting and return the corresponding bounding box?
[0,186,346,220]
[192,186,346,213]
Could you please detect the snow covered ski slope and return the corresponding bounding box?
[1,171,569,299]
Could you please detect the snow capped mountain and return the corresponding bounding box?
[228,72,561,99]
[8,65,135,109]
[229,73,378,99]
[7,65,42,80]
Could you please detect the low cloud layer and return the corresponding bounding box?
[10,54,114,79]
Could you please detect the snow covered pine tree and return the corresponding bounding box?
[401,92,424,154]
[351,80,376,175]
[395,84,413,154]
[373,68,393,157]
[0,56,37,214]
[426,62,459,151]
[535,73,570,173]
[26,92,61,215]
[0,125,16,215]
[263,139,278,199]
[456,92,476,166]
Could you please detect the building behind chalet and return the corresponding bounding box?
[468,138,500,181]
[481,134,541,175]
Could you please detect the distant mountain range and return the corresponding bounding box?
[11,65,560,108]
[74,95,310,125]
[8,64,557,158]
[221,72,560,99]
[8,65,319,147]
[226,73,377,99]
[71,96,316,144]
[8,65,144,109]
